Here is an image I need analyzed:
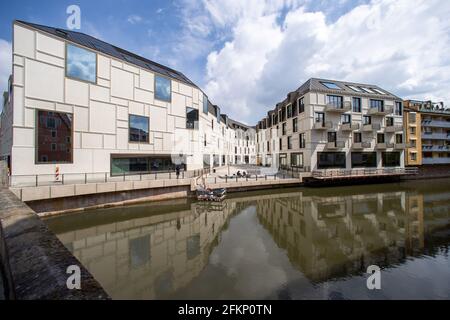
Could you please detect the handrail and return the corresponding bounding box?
[312,167,418,178]
[10,168,212,188]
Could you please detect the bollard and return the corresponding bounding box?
[62,174,64,185]
[105,172,107,183]
[36,175,38,187]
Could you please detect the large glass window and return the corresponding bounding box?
[327,95,343,108]
[203,94,208,114]
[395,101,403,116]
[291,153,304,167]
[370,99,384,111]
[66,44,97,83]
[282,122,287,135]
[129,115,149,143]
[341,114,351,124]
[287,136,292,150]
[36,110,73,163]
[111,155,180,175]
[354,132,362,143]
[287,104,292,118]
[317,152,346,169]
[351,152,377,168]
[186,107,199,129]
[299,133,306,148]
[298,97,305,114]
[293,118,298,132]
[382,152,401,167]
[352,97,361,112]
[155,75,171,102]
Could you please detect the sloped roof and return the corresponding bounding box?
[15,20,197,87]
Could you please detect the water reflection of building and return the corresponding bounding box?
[52,200,243,299]
[255,187,448,284]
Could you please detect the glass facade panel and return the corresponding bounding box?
[203,94,208,114]
[352,97,361,112]
[351,152,377,168]
[111,156,181,175]
[382,152,401,167]
[317,152,346,169]
[290,153,303,167]
[36,110,73,163]
[66,44,96,83]
[155,75,171,101]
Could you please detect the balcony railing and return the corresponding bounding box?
[362,123,381,132]
[394,143,406,149]
[312,167,418,179]
[422,145,450,152]
[422,132,450,140]
[341,122,360,131]
[325,101,351,113]
[368,105,393,115]
[313,120,333,130]
[422,157,450,165]
[352,142,371,149]
[385,125,403,133]
[421,120,450,128]
[326,141,345,149]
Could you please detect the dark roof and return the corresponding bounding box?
[15,20,197,87]
[305,78,402,100]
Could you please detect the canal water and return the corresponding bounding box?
[45,179,450,300]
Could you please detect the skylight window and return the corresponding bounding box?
[321,82,342,90]
[371,88,386,95]
[359,87,375,94]
[347,85,363,92]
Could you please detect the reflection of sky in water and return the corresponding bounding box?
[155,75,171,101]
[67,44,96,83]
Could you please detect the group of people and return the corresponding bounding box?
[236,170,249,178]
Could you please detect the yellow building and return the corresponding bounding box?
[404,100,450,166]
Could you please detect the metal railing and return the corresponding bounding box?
[312,167,418,178]
[9,168,212,188]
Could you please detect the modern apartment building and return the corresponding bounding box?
[404,100,450,165]
[256,78,405,171]
[0,20,255,177]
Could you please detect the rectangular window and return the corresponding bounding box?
[396,134,403,144]
[129,115,149,143]
[287,136,292,150]
[282,122,287,135]
[216,106,221,123]
[317,152,346,169]
[327,95,343,108]
[370,99,384,111]
[354,132,362,143]
[352,97,361,112]
[290,153,304,167]
[299,133,306,148]
[386,117,394,126]
[351,152,377,168]
[363,115,371,125]
[186,107,199,129]
[328,132,337,143]
[341,114,351,124]
[395,101,403,116]
[279,138,282,150]
[410,153,417,161]
[377,133,385,143]
[66,44,96,83]
[111,155,179,175]
[36,110,73,164]
[293,118,298,133]
[321,82,342,90]
[298,97,305,114]
[203,94,208,114]
[155,75,171,102]
[382,152,401,167]
[287,104,292,118]
[315,112,325,125]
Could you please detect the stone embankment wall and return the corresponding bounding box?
[0,161,109,299]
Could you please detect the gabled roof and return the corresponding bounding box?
[15,20,197,87]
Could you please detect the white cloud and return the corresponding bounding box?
[200,0,450,123]
[127,14,143,24]
[0,39,12,110]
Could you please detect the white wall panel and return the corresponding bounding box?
[25,59,64,102]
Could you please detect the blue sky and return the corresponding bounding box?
[1,0,450,124]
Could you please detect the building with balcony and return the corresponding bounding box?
[0,20,256,178]
[404,100,450,166]
[256,78,405,172]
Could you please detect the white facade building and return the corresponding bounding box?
[256,78,405,171]
[0,20,255,178]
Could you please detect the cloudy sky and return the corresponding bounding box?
[1,0,449,123]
